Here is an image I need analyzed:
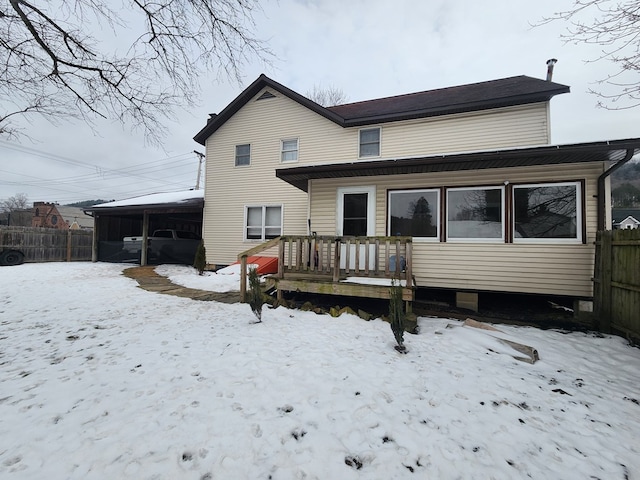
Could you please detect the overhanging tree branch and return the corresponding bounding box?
[0,0,272,143]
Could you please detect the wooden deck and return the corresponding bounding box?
[239,235,415,306]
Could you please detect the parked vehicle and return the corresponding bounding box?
[0,248,25,266]
[122,229,201,264]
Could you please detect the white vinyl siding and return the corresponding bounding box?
[202,88,550,266]
[308,162,603,297]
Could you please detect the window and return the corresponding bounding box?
[359,128,380,157]
[447,187,504,241]
[235,144,251,166]
[513,182,581,242]
[388,189,439,239]
[245,205,282,240]
[281,139,298,163]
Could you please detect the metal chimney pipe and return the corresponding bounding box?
[546,58,558,81]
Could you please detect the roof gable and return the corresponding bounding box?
[194,74,570,145]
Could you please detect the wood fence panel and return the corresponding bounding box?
[0,226,93,263]
[594,229,640,342]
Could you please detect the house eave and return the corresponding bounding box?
[276,138,640,192]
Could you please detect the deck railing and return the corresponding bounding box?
[238,235,413,302]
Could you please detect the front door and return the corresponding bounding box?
[337,186,376,269]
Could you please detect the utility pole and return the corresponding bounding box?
[193,151,205,190]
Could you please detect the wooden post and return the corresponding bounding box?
[66,229,72,262]
[278,237,285,279]
[405,240,413,287]
[141,212,149,266]
[600,231,613,333]
[333,238,340,283]
[240,255,247,302]
[91,214,99,262]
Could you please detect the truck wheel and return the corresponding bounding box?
[0,250,25,266]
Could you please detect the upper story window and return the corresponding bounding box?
[447,186,504,241]
[235,144,251,166]
[388,189,440,239]
[359,128,380,157]
[281,139,299,163]
[513,182,582,242]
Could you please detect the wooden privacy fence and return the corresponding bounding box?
[594,229,640,342]
[0,226,93,263]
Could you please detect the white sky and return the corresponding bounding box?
[1,0,639,205]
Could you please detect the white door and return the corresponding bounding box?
[337,186,376,269]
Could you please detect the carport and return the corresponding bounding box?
[84,191,204,265]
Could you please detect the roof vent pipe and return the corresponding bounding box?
[546,58,558,81]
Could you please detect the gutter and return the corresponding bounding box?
[597,148,635,230]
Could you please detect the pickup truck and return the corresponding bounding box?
[123,229,201,264]
[0,248,25,266]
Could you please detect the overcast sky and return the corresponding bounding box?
[1,0,639,206]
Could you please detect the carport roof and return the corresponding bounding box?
[276,138,640,192]
[84,190,204,215]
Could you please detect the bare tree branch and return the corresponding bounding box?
[0,0,272,143]
[306,84,350,107]
[536,0,640,109]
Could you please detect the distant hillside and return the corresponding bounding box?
[612,159,640,207]
[65,200,112,208]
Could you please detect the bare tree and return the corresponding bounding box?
[0,1,272,142]
[306,84,349,107]
[1,193,29,212]
[537,0,640,109]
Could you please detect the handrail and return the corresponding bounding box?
[237,235,413,303]
[238,236,282,302]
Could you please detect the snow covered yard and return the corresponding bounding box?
[1,263,639,480]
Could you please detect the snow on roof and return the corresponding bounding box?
[91,190,204,209]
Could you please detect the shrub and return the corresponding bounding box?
[389,280,406,352]
[248,267,264,322]
[193,240,207,275]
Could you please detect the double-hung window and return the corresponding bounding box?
[245,205,282,240]
[281,139,299,163]
[447,186,504,241]
[359,128,380,157]
[235,144,251,166]
[388,189,440,239]
[513,182,581,242]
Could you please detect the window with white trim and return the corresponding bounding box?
[388,189,439,239]
[359,128,380,157]
[513,182,581,242]
[235,144,251,166]
[447,186,504,241]
[281,139,298,163]
[245,205,282,240]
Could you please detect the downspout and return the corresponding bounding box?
[597,148,635,230]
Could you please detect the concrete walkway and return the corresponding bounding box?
[123,266,241,304]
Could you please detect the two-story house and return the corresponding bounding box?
[194,73,640,311]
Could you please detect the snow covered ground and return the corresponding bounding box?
[1,262,639,480]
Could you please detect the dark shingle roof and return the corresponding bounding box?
[193,74,569,145]
[327,76,569,126]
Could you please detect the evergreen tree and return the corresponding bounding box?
[389,280,407,353]
[193,241,206,275]
[248,267,264,323]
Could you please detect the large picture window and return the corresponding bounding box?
[388,189,439,239]
[513,182,581,241]
[245,205,282,240]
[447,187,504,241]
